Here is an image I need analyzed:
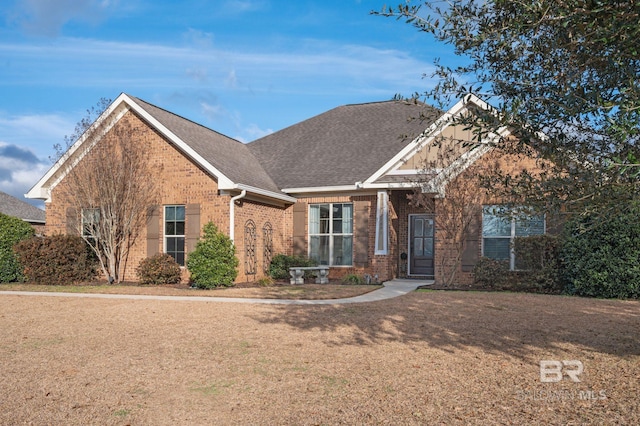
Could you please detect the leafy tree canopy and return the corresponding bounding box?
[376,1,640,216]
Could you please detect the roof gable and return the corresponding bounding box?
[27,94,293,203]
[248,101,442,191]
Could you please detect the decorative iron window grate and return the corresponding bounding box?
[262,222,273,273]
[244,219,257,276]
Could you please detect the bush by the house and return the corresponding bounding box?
[561,205,640,299]
[14,234,97,285]
[136,253,182,285]
[187,222,238,288]
[341,274,365,285]
[512,234,562,293]
[472,257,510,289]
[0,213,35,283]
[268,254,318,280]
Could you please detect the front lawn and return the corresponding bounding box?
[0,290,637,424]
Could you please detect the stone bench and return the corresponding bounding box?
[289,266,330,284]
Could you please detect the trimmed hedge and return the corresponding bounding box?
[561,205,640,299]
[136,253,182,285]
[268,254,318,280]
[187,222,238,288]
[472,234,562,294]
[0,213,35,283]
[14,235,97,285]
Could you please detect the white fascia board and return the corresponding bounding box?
[26,93,131,201]
[234,184,297,204]
[359,182,416,190]
[364,97,472,185]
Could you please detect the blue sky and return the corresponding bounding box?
[0,0,458,206]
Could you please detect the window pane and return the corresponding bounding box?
[414,238,424,256]
[166,222,175,236]
[482,212,511,237]
[319,204,330,219]
[165,206,175,221]
[425,218,434,237]
[175,206,185,221]
[310,236,330,265]
[175,253,185,266]
[309,205,320,234]
[176,237,185,252]
[341,204,353,233]
[414,218,424,237]
[424,237,434,256]
[483,238,510,260]
[515,215,544,236]
[167,237,176,252]
[333,236,352,266]
[175,221,185,236]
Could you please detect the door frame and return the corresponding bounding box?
[407,213,435,277]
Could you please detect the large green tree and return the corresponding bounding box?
[376,1,640,217]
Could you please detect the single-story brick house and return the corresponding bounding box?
[26,93,543,284]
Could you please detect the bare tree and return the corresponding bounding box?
[60,106,159,283]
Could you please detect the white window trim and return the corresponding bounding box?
[308,203,354,267]
[374,191,389,255]
[481,206,546,270]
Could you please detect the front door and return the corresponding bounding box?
[409,214,434,276]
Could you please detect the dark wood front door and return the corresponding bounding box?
[409,215,434,276]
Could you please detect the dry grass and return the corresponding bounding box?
[0,289,638,425]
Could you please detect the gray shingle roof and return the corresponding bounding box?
[0,191,45,223]
[248,100,442,189]
[128,96,282,194]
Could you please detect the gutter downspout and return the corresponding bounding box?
[229,189,247,243]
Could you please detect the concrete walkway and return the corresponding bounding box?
[0,279,431,305]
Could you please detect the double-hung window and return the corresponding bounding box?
[165,205,185,266]
[482,205,545,269]
[309,203,353,266]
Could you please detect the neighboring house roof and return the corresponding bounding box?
[0,191,45,224]
[248,101,442,191]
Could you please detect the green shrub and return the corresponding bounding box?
[14,235,97,285]
[0,213,35,283]
[268,254,317,280]
[561,205,640,299]
[472,257,510,289]
[341,274,365,285]
[187,222,238,288]
[136,253,182,285]
[257,276,274,287]
[512,235,562,293]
